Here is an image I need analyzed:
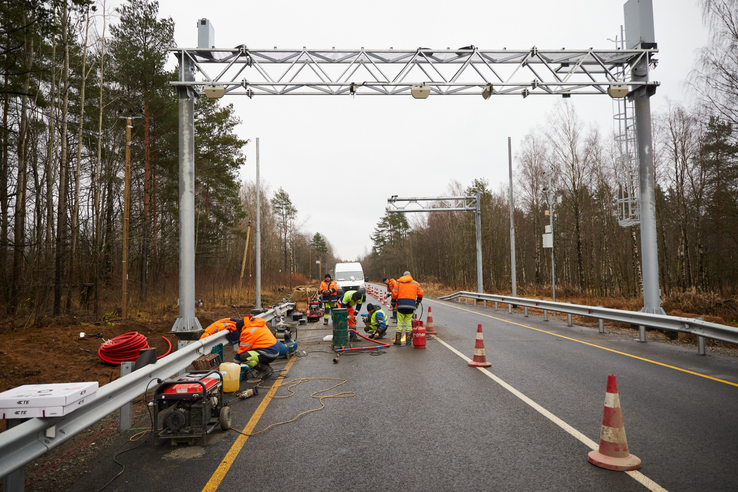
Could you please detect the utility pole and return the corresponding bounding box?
[118,110,141,318]
[239,220,252,292]
[122,115,130,318]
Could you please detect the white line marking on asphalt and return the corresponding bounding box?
[433,335,668,492]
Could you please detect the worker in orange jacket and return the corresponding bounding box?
[383,277,398,320]
[391,271,424,346]
[319,273,338,325]
[200,316,279,371]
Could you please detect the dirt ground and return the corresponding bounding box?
[0,313,231,427]
[0,311,238,491]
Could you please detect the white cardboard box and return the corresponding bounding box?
[1,393,96,419]
[0,382,98,408]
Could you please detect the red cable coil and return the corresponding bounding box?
[97,331,172,365]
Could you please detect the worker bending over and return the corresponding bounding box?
[200,315,279,372]
[339,288,366,334]
[391,271,424,346]
[319,273,338,325]
[363,303,388,339]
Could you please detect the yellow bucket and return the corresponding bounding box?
[219,362,240,393]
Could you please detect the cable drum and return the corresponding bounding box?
[97,331,172,365]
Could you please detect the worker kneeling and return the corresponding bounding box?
[200,315,279,373]
[363,303,388,339]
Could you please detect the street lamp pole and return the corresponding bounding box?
[255,137,262,309]
[545,172,556,302]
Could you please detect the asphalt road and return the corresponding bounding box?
[70,290,738,492]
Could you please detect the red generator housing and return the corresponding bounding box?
[153,370,231,445]
[306,300,324,322]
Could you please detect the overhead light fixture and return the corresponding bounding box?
[411,85,430,99]
[482,83,493,100]
[204,85,226,99]
[607,85,629,98]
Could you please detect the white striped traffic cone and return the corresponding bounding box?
[425,306,438,335]
[588,374,641,471]
[468,324,491,367]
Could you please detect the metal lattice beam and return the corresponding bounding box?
[169,46,658,98]
[387,196,483,294]
[386,195,478,213]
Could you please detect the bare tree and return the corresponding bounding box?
[692,0,738,127]
[544,102,596,291]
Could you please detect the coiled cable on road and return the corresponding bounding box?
[97,331,172,365]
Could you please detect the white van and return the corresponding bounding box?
[334,262,364,293]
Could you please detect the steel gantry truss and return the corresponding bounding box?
[386,195,483,294]
[170,45,658,98]
[169,1,666,338]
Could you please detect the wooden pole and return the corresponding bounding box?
[239,221,252,292]
[122,116,131,318]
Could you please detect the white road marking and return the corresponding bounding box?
[433,335,668,492]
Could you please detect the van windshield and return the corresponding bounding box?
[336,271,363,281]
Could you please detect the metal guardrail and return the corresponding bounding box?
[0,302,295,487]
[440,291,738,351]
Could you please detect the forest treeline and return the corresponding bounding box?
[363,1,738,308]
[0,0,339,324]
[1,1,737,326]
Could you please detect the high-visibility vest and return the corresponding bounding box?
[237,317,277,355]
[320,280,338,301]
[392,275,424,310]
[369,309,387,329]
[386,278,397,296]
[200,318,237,339]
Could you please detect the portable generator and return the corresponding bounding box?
[306,300,324,322]
[153,370,231,445]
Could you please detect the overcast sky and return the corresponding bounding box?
[152,0,709,261]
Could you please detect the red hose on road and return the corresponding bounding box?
[334,329,390,353]
[97,332,173,365]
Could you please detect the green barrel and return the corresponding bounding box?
[332,308,349,347]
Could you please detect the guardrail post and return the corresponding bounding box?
[543,309,548,321]
[698,336,706,355]
[494,301,498,311]
[3,419,26,492]
[524,306,528,317]
[639,325,647,343]
[567,313,572,327]
[119,362,134,430]
[696,317,706,355]
[599,318,604,333]
[483,300,487,308]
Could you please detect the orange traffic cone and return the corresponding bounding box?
[425,306,438,335]
[588,374,641,471]
[468,324,491,367]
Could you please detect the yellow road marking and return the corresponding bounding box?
[428,299,738,388]
[202,356,297,492]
